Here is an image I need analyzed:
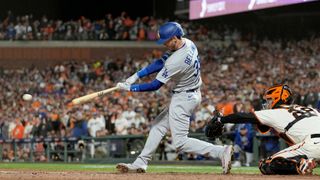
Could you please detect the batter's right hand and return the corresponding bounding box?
[125,73,139,84]
[117,82,131,91]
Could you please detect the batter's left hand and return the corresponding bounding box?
[117,82,131,91]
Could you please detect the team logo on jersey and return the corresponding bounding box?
[162,68,169,78]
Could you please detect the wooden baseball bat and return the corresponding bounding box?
[71,86,119,105]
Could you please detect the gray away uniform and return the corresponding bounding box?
[132,38,226,169]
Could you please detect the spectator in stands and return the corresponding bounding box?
[105,13,116,40]
[87,111,107,137]
[115,110,129,135]
[2,148,14,162]
[0,120,10,139]
[23,118,34,139]
[14,22,24,40]
[133,112,146,130]
[258,129,280,159]
[232,123,254,167]
[6,22,16,40]
[70,112,88,138]
[43,23,54,40]
[127,123,141,135]
[12,119,24,139]
[48,109,64,137]
[121,105,136,128]
[31,116,48,138]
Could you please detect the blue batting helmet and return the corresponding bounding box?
[157,22,184,44]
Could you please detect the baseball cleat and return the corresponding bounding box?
[298,158,317,175]
[116,163,146,173]
[221,145,234,174]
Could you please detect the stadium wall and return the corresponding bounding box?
[0,41,165,69]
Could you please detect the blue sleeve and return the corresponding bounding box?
[130,79,163,92]
[137,59,164,78]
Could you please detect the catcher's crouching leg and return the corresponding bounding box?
[259,156,300,175]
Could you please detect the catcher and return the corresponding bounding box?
[205,84,320,175]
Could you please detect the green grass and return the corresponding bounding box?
[0,163,319,175]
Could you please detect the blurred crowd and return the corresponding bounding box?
[0,10,197,41]
[0,11,319,163]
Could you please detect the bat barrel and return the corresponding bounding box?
[71,86,119,105]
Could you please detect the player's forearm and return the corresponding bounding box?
[130,79,163,92]
[137,59,164,78]
[220,112,259,124]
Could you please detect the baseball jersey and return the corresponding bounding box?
[156,38,202,92]
[254,104,320,144]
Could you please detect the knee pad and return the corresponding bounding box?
[259,158,275,175]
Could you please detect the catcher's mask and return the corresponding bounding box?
[262,84,293,109]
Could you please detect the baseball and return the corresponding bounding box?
[22,94,33,101]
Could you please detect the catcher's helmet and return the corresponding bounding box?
[263,84,293,109]
[157,22,184,44]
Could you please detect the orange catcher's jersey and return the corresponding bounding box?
[254,105,320,144]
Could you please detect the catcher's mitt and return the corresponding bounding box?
[205,110,224,138]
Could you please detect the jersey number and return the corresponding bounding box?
[288,105,317,120]
[193,57,200,77]
[284,105,317,131]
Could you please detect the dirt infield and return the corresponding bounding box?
[0,170,319,180]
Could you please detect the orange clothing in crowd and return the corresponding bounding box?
[123,17,134,27]
[216,102,235,116]
[44,26,54,35]
[45,83,54,93]
[12,124,25,139]
[32,100,41,109]
[50,113,59,121]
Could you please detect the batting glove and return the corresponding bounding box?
[125,73,139,84]
[117,82,131,91]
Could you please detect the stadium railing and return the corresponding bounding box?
[0,133,285,165]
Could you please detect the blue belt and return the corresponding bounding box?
[172,88,198,94]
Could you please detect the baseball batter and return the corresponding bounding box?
[116,22,233,174]
[206,84,320,175]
